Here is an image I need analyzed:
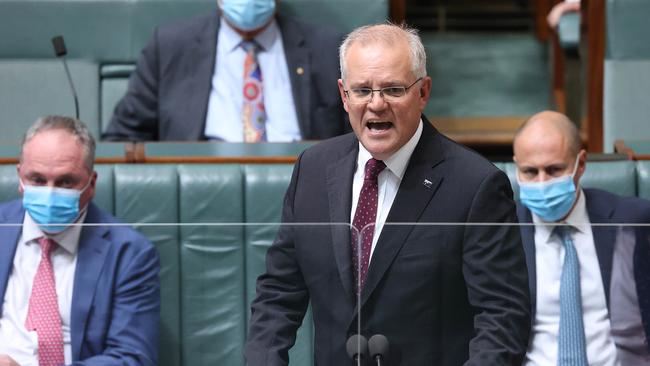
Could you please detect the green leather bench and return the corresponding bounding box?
[0,0,389,142]
[1,158,648,365]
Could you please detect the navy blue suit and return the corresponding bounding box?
[0,200,160,365]
[246,119,531,365]
[517,188,650,353]
[104,12,348,141]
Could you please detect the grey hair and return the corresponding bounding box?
[339,23,427,82]
[20,115,96,171]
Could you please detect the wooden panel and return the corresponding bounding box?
[584,0,605,152]
[390,0,406,23]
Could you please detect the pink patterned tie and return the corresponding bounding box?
[25,237,64,366]
[241,40,267,142]
[352,158,386,294]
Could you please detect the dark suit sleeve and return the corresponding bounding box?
[245,154,310,366]
[103,28,162,141]
[462,169,531,365]
[72,239,161,366]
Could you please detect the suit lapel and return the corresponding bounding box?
[359,121,444,309]
[584,189,616,308]
[278,16,311,138]
[186,12,220,140]
[326,142,358,302]
[517,203,537,314]
[0,201,24,315]
[70,204,111,361]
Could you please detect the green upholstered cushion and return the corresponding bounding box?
[177,164,247,365]
[0,60,100,143]
[603,60,650,152]
[244,164,314,364]
[637,161,650,201]
[113,164,181,366]
[606,0,650,60]
[0,165,19,203]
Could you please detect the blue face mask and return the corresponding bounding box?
[220,0,276,31]
[518,156,580,222]
[21,179,91,234]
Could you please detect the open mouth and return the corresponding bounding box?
[366,121,393,131]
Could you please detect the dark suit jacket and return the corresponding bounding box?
[245,119,531,365]
[0,200,160,366]
[103,12,348,141]
[517,188,650,352]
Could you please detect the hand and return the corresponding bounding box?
[547,1,581,28]
[0,355,19,366]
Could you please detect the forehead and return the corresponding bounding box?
[21,129,87,170]
[514,125,573,165]
[344,39,412,82]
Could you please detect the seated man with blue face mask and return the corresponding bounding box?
[104,0,348,142]
[514,110,650,366]
[0,116,160,366]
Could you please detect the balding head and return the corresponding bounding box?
[514,111,581,157]
[513,110,586,185]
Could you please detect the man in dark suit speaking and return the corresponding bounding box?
[104,0,348,142]
[245,24,531,365]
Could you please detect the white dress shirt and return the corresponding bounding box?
[0,211,85,365]
[204,18,301,141]
[350,121,423,262]
[524,189,620,366]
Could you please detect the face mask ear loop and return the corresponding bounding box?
[79,175,93,194]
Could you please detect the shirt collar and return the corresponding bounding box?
[532,186,590,243]
[220,16,279,53]
[357,120,423,180]
[22,208,88,255]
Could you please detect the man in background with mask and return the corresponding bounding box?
[0,116,160,366]
[514,110,650,366]
[104,0,348,142]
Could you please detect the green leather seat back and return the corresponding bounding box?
[637,161,650,201]
[603,0,650,151]
[0,165,19,203]
[113,164,181,366]
[244,164,314,364]
[177,164,247,365]
[0,60,100,142]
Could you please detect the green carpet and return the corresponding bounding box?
[421,32,551,117]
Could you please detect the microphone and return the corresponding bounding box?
[368,334,390,366]
[51,35,79,119]
[346,334,368,365]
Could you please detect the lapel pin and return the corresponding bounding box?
[296,67,304,75]
[423,179,433,188]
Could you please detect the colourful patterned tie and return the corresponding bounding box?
[351,158,386,294]
[556,226,589,366]
[241,40,266,142]
[25,237,64,366]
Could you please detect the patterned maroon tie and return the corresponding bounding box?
[352,158,386,294]
[25,237,64,366]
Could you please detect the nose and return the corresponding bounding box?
[367,90,388,111]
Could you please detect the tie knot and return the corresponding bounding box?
[240,40,260,54]
[554,225,573,243]
[364,158,386,181]
[37,237,58,257]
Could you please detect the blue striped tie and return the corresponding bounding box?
[556,225,589,366]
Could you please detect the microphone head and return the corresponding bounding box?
[346,334,368,360]
[51,36,67,57]
[368,334,390,359]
